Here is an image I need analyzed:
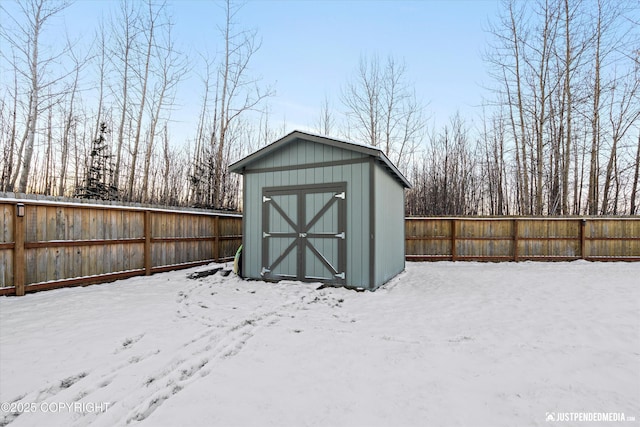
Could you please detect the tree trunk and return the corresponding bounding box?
[562,0,572,214]
[601,131,619,215]
[587,0,602,215]
[58,63,79,196]
[113,1,136,194]
[213,0,232,208]
[509,2,530,214]
[18,2,41,193]
[630,133,640,215]
[127,2,155,201]
[2,63,19,191]
[43,106,53,195]
[163,124,170,202]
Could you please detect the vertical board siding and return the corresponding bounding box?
[406,218,640,261]
[220,217,242,259]
[405,218,452,258]
[0,199,242,295]
[243,159,369,287]
[587,220,640,257]
[242,141,370,287]
[518,219,580,258]
[0,205,13,286]
[456,219,514,259]
[248,138,362,170]
[374,163,406,287]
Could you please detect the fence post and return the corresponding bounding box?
[513,218,519,262]
[14,204,25,296]
[213,215,220,262]
[580,218,587,259]
[144,210,152,275]
[451,219,457,261]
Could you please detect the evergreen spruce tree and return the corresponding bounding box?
[75,122,118,200]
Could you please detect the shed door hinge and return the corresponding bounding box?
[260,267,271,276]
[335,232,345,239]
[334,192,345,199]
[335,272,345,280]
[263,232,271,238]
[263,196,271,203]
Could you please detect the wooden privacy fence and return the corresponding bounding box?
[2,204,639,296]
[0,199,242,296]
[406,217,640,262]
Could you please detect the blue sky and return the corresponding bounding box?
[233,0,501,131]
[8,0,501,138]
[172,0,502,132]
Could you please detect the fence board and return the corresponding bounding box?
[0,249,11,287]
[1,205,12,242]
[72,242,82,279]
[0,205,12,288]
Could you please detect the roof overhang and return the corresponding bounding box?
[229,130,412,188]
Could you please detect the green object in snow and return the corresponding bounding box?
[233,245,243,278]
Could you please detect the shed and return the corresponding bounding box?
[229,130,411,290]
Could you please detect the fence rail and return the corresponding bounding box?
[0,199,242,296]
[406,217,640,262]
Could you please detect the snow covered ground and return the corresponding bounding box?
[1,261,639,427]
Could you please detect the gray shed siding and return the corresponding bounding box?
[247,138,365,170]
[242,139,372,288]
[373,163,406,287]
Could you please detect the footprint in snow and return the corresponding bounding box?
[448,336,473,343]
[114,333,145,353]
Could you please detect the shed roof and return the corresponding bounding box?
[229,130,411,188]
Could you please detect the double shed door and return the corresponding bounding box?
[261,183,346,284]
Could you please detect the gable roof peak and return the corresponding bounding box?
[229,130,411,188]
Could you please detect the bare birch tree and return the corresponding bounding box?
[341,55,426,170]
[127,0,163,201]
[631,132,640,214]
[600,66,640,213]
[586,0,604,215]
[315,95,335,136]
[140,13,188,202]
[0,53,19,191]
[210,0,273,208]
[485,0,531,214]
[111,0,139,195]
[58,46,86,196]
[0,0,72,193]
